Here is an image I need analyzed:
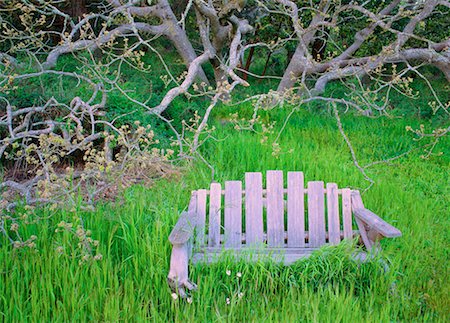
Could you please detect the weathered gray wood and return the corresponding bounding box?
[168,244,189,280]
[195,189,207,246]
[168,211,197,245]
[199,247,319,254]
[218,230,359,244]
[169,192,197,245]
[203,188,351,195]
[341,188,353,240]
[351,189,364,209]
[367,230,382,254]
[266,170,285,247]
[353,208,402,238]
[167,243,197,298]
[355,217,373,250]
[308,181,326,247]
[352,190,385,254]
[192,247,317,265]
[352,191,401,238]
[287,171,305,247]
[167,191,199,297]
[224,181,242,248]
[245,172,264,246]
[186,191,197,257]
[188,191,197,214]
[168,172,405,299]
[208,183,222,247]
[351,190,374,250]
[327,183,341,245]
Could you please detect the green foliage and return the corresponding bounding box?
[1,109,448,321]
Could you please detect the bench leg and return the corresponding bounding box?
[167,243,197,298]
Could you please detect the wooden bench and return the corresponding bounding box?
[167,171,401,297]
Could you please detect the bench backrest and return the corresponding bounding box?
[192,171,355,249]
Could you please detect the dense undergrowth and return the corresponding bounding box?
[1,104,449,321]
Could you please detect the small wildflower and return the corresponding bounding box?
[186,297,193,304]
[93,254,103,261]
[226,297,231,305]
[226,269,231,276]
[238,292,244,299]
[236,272,242,278]
[171,293,178,300]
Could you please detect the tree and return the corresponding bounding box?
[272,0,449,95]
[0,0,448,216]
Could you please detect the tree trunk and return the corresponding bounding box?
[209,58,225,85]
[241,46,255,81]
[164,19,210,85]
[60,0,87,18]
[210,57,230,100]
[434,62,450,82]
[261,51,272,77]
[277,47,306,92]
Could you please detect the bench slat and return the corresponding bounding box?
[196,189,207,246]
[224,181,242,248]
[208,183,222,247]
[327,183,341,245]
[308,181,326,247]
[287,172,305,247]
[341,188,353,239]
[267,170,285,247]
[245,172,264,246]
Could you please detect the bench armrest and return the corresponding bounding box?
[168,191,199,297]
[352,207,402,238]
[351,190,401,238]
[168,211,197,245]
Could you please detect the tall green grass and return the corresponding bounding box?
[1,109,449,321]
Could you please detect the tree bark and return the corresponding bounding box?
[277,46,311,92]
[68,0,87,18]
[163,19,210,84]
[241,46,255,81]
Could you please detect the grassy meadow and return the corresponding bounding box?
[1,104,449,321]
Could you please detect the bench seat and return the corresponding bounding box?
[167,171,401,297]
